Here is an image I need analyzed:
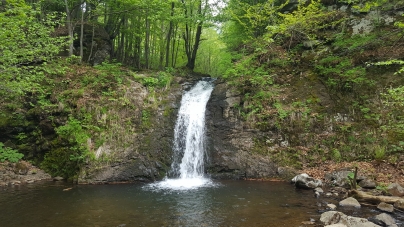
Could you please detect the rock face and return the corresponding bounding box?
[320,211,381,227]
[339,197,361,208]
[73,24,112,66]
[205,80,278,179]
[291,173,323,189]
[78,78,185,183]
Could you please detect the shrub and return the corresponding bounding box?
[0,142,24,163]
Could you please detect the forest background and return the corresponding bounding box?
[1,0,404,181]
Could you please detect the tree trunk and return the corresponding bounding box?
[181,0,205,71]
[64,0,73,57]
[87,24,94,62]
[79,2,84,63]
[145,9,150,69]
[165,2,175,68]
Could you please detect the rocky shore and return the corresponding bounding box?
[292,170,404,227]
[0,161,51,186]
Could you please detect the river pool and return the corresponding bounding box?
[0,180,321,227]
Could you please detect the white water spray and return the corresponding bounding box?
[147,79,215,190]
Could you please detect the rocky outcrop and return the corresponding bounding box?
[73,24,112,66]
[205,80,278,179]
[78,78,185,183]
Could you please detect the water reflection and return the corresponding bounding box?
[0,180,321,227]
[168,188,220,227]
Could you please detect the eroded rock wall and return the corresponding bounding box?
[205,80,280,179]
[78,78,186,183]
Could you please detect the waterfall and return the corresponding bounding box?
[147,79,215,190]
[170,79,214,179]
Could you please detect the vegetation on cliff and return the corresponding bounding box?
[1,0,404,181]
[216,0,404,174]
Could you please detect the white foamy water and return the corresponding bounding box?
[147,177,217,191]
[146,79,215,191]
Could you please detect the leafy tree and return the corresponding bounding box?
[0,0,67,107]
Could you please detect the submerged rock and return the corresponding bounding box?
[291,173,322,189]
[377,202,394,213]
[368,213,398,227]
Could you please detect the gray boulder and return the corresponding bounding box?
[291,173,322,189]
[377,202,394,213]
[325,170,356,188]
[320,211,381,227]
[368,213,398,227]
[358,179,376,189]
[339,197,361,208]
[387,183,404,197]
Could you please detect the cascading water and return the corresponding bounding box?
[171,79,214,178]
[147,79,215,190]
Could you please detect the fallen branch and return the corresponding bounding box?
[350,190,403,204]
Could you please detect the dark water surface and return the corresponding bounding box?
[0,180,320,227]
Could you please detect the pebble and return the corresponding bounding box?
[327,204,337,210]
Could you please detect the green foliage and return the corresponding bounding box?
[374,145,386,161]
[333,34,378,51]
[42,116,89,178]
[315,55,369,91]
[56,117,89,151]
[338,0,389,12]
[332,149,342,162]
[139,72,173,89]
[376,182,388,193]
[194,28,233,77]
[380,86,404,143]
[266,0,343,45]
[0,0,67,103]
[0,142,24,163]
[375,60,404,75]
[41,147,80,178]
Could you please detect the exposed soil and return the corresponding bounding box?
[0,161,51,186]
[302,160,404,186]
